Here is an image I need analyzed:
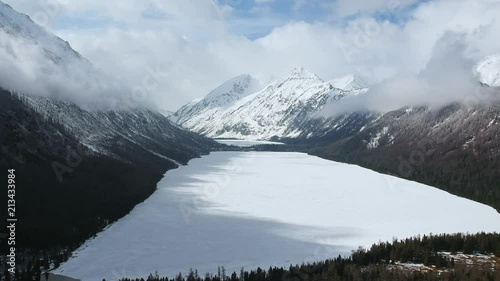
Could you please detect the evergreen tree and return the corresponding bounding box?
[240,267,244,281]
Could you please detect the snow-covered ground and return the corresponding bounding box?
[215,139,284,147]
[54,152,500,281]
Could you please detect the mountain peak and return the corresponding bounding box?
[286,67,323,81]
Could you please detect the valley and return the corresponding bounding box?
[54,151,500,281]
[1,1,500,281]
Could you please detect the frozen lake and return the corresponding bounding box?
[215,139,284,147]
[55,152,500,281]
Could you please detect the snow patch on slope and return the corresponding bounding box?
[475,54,500,87]
[367,126,390,149]
[330,74,369,92]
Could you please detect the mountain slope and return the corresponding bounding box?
[0,1,85,63]
[18,93,216,164]
[306,101,500,212]
[0,0,128,110]
[174,67,368,140]
[0,1,220,258]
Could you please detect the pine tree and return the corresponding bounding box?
[240,268,245,281]
[188,269,196,281]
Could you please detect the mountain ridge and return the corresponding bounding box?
[173,67,368,140]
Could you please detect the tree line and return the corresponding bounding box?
[117,233,500,281]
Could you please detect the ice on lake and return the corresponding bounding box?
[55,152,500,281]
[215,139,284,147]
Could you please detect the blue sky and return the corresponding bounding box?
[219,0,430,39]
[222,0,333,38]
[38,0,429,40]
[45,0,334,39]
[0,0,436,44]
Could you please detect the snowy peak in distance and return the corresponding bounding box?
[171,74,262,126]
[284,67,323,81]
[172,67,369,140]
[330,74,369,92]
[475,54,500,88]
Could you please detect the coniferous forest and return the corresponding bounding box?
[116,233,500,281]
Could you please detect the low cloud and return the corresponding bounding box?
[320,32,500,116]
[0,27,159,110]
[1,0,500,111]
[320,33,500,116]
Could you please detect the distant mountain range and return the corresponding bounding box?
[172,55,499,142]
[171,67,368,140]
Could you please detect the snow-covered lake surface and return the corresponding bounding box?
[55,152,500,281]
[215,139,284,147]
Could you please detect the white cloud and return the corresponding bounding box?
[1,0,500,111]
[0,28,129,110]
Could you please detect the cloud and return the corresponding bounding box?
[1,0,500,112]
[320,32,500,115]
[0,26,130,110]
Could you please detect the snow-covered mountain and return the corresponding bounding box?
[0,0,128,110]
[171,74,262,129]
[173,67,368,140]
[174,52,500,141]
[475,54,500,87]
[0,1,85,63]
